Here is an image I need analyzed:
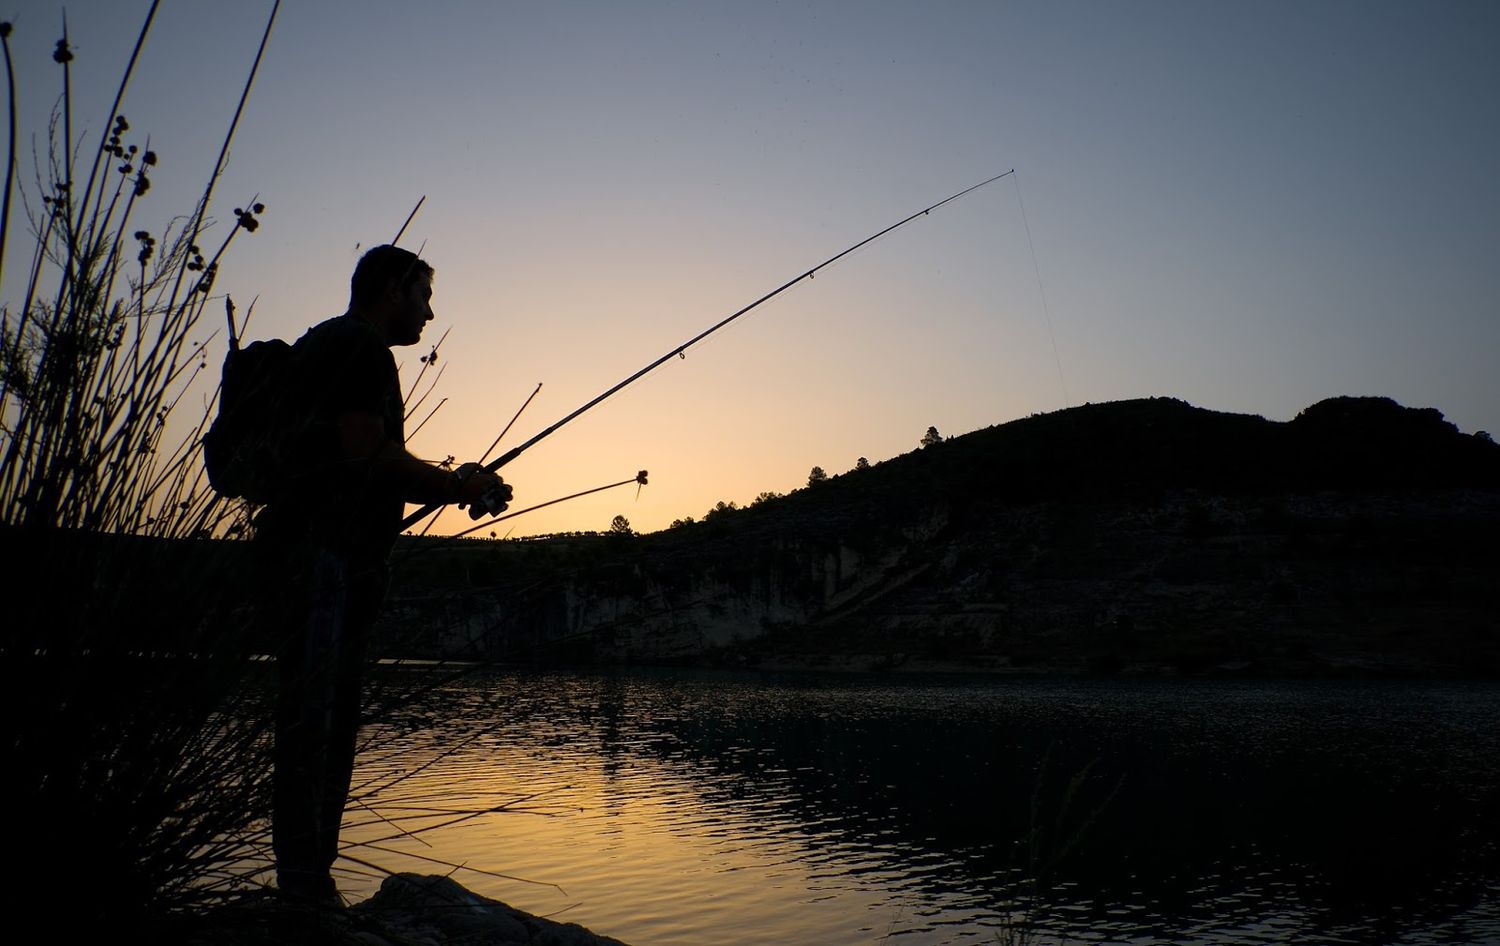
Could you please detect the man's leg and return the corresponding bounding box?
[312,557,385,877]
[273,548,348,901]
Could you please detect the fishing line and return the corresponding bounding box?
[399,169,1016,532]
[1013,171,1070,406]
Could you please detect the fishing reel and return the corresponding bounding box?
[467,482,513,520]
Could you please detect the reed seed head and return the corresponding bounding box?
[235,207,260,232]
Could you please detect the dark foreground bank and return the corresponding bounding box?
[178,874,629,946]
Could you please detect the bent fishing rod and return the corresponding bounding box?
[400,168,1014,531]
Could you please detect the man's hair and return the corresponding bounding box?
[349,244,434,309]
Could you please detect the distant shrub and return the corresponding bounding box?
[705,499,739,520]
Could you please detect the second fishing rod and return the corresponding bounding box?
[403,169,1016,531]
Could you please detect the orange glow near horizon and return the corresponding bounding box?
[395,190,1055,538]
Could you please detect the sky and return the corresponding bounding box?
[5,0,1498,537]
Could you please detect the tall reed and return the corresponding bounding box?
[0,2,284,929]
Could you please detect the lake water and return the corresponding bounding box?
[341,670,1500,945]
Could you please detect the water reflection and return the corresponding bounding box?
[344,671,1500,945]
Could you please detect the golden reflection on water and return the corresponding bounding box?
[340,736,909,945]
[327,670,1500,946]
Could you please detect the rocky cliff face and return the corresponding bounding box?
[378,397,1500,676]
[382,529,921,662]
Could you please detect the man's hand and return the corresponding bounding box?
[452,463,512,515]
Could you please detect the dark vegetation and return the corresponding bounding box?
[0,6,287,931]
[0,6,299,932]
[0,9,477,937]
[383,396,1500,676]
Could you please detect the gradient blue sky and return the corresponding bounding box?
[8,1,1498,535]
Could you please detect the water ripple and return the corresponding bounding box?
[343,671,1500,946]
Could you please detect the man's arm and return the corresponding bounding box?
[337,410,503,506]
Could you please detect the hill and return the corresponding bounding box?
[377,396,1500,676]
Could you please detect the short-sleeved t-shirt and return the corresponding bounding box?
[260,314,405,558]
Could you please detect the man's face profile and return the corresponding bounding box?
[388,274,434,346]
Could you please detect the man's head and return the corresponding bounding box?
[349,244,435,347]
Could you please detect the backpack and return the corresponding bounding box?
[203,338,297,504]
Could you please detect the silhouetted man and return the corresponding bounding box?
[255,245,510,902]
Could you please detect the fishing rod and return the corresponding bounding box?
[391,469,647,571]
[399,169,1014,531]
[416,382,543,537]
[444,470,647,541]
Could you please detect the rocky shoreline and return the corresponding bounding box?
[181,874,630,946]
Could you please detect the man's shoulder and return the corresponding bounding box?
[293,315,393,370]
[296,313,384,350]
